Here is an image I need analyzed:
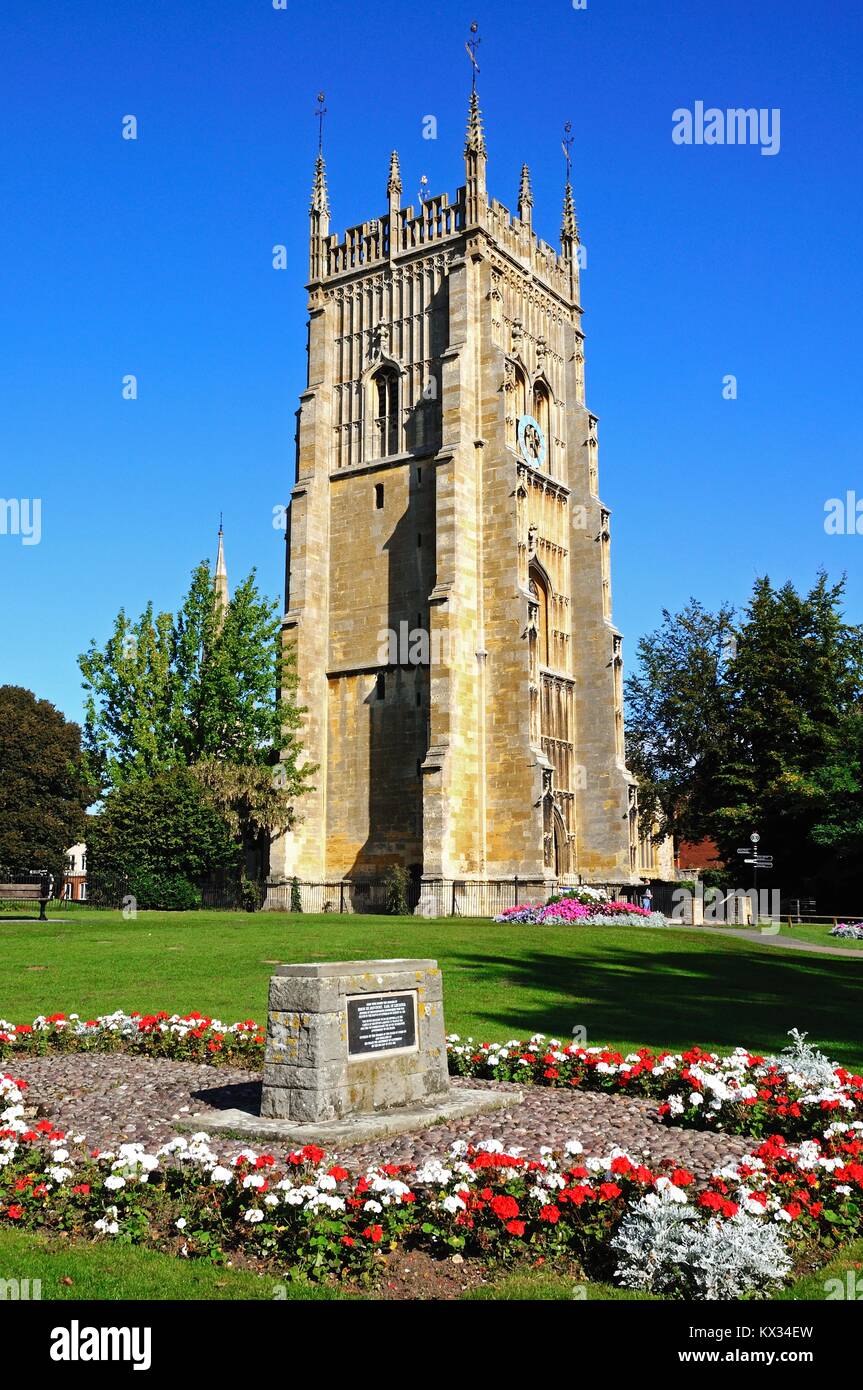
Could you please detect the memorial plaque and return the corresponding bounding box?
[346,990,417,1059]
[260,960,450,1124]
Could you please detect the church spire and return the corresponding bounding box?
[561,180,578,242]
[387,149,402,200]
[214,517,229,624]
[309,92,330,281]
[463,25,487,227]
[560,121,579,300]
[517,163,533,226]
[310,151,330,217]
[464,87,487,158]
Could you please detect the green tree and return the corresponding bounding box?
[78,560,313,857]
[626,573,863,908]
[0,686,94,889]
[714,573,863,901]
[809,710,863,902]
[79,604,176,788]
[624,599,736,843]
[87,767,238,907]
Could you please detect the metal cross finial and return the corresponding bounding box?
[219,511,223,533]
[465,21,481,90]
[562,120,574,183]
[315,91,327,153]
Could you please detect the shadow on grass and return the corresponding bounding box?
[440,939,863,1067]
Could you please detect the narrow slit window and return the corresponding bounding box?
[374,483,384,509]
[376,672,386,700]
[372,366,399,457]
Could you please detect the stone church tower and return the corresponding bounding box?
[269,86,639,908]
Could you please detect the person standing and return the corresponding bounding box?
[641,885,653,912]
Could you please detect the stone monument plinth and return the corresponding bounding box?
[261,958,449,1122]
[179,957,520,1147]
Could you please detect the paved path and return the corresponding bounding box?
[679,925,863,959]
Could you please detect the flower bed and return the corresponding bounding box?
[3,1016,861,1145]
[2,1072,862,1298]
[0,1011,264,1068]
[447,1030,863,1142]
[494,886,668,926]
[830,922,863,940]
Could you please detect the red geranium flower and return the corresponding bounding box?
[671,1168,695,1187]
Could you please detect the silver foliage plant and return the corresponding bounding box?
[611,1191,792,1300]
[775,1028,839,1090]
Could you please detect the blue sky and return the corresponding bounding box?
[1,0,861,726]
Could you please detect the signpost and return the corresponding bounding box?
[735,832,771,917]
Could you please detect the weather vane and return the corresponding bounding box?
[315,91,327,152]
[465,21,481,90]
[562,120,574,183]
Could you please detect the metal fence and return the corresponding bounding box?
[262,878,635,917]
[0,869,52,906]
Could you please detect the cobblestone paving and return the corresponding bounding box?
[7,1053,756,1176]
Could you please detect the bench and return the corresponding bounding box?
[0,879,51,921]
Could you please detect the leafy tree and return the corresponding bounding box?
[87,767,238,905]
[78,605,175,789]
[714,573,863,900]
[171,565,289,765]
[0,686,94,889]
[79,560,313,860]
[384,865,410,916]
[624,599,736,843]
[626,573,863,908]
[809,709,863,902]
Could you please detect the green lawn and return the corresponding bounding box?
[0,1228,350,1300]
[699,919,863,952]
[781,922,863,952]
[464,1241,863,1301]
[2,909,861,1066]
[2,1226,859,1301]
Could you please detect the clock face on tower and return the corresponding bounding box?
[517,413,546,470]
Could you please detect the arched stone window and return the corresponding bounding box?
[372,365,399,457]
[529,566,550,667]
[512,364,528,448]
[533,381,551,470]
